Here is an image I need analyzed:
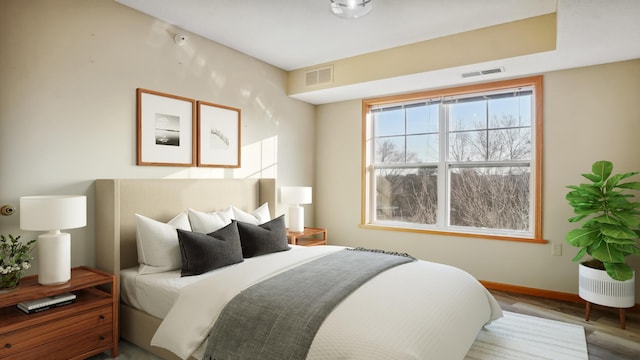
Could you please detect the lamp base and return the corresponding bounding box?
[288,206,304,233]
[37,232,71,286]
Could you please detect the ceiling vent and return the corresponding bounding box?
[305,66,333,87]
[461,67,505,78]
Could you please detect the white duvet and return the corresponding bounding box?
[151,245,502,360]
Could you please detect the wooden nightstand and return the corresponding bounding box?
[0,266,118,360]
[287,227,327,246]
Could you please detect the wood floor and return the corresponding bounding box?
[490,289,640,360]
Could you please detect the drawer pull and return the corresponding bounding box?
[99,315,105,320]
[4,343,11,349]
[99,336,105,341]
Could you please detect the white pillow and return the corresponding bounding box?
[187,208,231,233]
[213,207,234,224]
[232,203,271,224]
[136,212,191,275]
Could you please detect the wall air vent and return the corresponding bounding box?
[461,67,505,78]
[461,71,482,78]
[304,66,333,87]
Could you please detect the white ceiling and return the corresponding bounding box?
[116,0,640,104]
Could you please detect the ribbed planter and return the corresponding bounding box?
[579,263,635,308]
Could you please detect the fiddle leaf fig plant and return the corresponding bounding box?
[566,160,640,281]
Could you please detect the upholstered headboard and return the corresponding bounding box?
[94,178,277,277]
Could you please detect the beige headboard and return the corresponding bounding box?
[95,178,276,277]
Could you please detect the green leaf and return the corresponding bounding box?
[616,180,640,190]
[611,171,640,184]
[612,212,640,228]
[591,243,626,263]
[607,172,640,191]
[600,223,637,239]
[592,161,613,180]
[605,173,624,190]
[581,173,602,183]
[581,184,604,196]
[602,236,638,245]
[612,243,640,256]
[572,206,601,215]
[566,190,598,203]
[591,214,618,225]
[572,247,587,262]
[566,228,599,247]
[604,262,634,281]
[568,214,587,223]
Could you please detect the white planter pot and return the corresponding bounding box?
[578,263,635,308]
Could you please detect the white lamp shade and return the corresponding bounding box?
[20,195,87,231]
[281,186,312,205]
[20,195,86,285]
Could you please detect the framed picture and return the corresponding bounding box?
[197,101,241,168]
[136,88,196,166]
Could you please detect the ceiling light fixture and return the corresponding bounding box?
[330,0,373,19]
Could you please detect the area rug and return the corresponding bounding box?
[465,311,588,360]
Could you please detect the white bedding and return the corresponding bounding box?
[120,245,315,319]
[150,245,503,360]
[120,267,198,319]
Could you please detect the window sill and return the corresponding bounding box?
[359,223,548,244]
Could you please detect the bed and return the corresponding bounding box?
[95,178,502,360]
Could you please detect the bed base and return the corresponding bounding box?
[120,303,189,360]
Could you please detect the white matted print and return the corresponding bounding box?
[136,88,196,166]
[197,101,241,167]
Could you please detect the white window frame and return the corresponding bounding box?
[361,76,544,243]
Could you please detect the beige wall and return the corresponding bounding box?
[316,60,640,299]
[0,0,315,272]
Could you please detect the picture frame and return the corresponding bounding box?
[197,101,241,168]
[136,88,196,166]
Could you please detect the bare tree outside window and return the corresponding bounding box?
[449,167,530,231]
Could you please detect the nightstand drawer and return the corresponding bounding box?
[1,305,112,359]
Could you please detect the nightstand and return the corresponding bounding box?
[0,266,118,360]
[287,227,327,246]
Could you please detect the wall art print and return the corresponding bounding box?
[136,88,196,166]
[197,101,241,168]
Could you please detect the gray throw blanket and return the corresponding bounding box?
[204,248,415,360]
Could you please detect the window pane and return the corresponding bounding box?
[375,136,405,164]
[488,95,531,128]
[449,166,530,231]
[407,104,439,134]
[487,128,531,161]
[375,168,438,224]
[448,101,486,131]
[407,134,439,163]
[374,108,404,137]
[448,130,486,162]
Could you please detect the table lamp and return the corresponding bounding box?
[20,195,86,285]
[281,186,312,232]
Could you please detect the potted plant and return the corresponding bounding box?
[0,234,36,290]
[566,160,640,309]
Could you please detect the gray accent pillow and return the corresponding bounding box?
[177,221,244,277]
[236,215,290,258]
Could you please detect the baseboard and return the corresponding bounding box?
[480,280,582,302]
[480,280,640,311]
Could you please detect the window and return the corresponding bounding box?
[362,76,543,242]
